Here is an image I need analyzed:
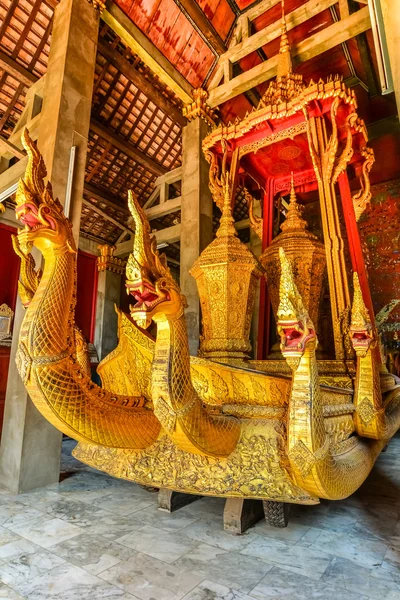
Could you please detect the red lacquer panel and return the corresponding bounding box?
[117,0,216,87]
[358,179,400,329]
[0,223,20,436]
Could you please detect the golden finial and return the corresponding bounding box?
[277,0,293,79]
[216,175,237,238]
[280,174,307,232]
[351,272,371,328]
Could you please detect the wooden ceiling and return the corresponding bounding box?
[0,0,397,249]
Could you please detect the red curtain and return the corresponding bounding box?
[76,250,98,343]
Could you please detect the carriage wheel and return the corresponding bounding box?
[263,501,290,527]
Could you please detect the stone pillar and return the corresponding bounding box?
[0,0,99,492]
[180,106,215,354]
[380,0,400,116]
[94,245,125,361]
[0,249,63,493]
[38,0,99,241]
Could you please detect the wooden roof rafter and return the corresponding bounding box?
[207,1,372,107]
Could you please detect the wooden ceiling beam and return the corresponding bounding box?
[90,118,167,177]
[172,0,226,55]
[97,41,186,127]
[82,197,133,235]
[102,2,193,104]
[83,181,129,214]
[0,50,37,87]
[208,7,371,107]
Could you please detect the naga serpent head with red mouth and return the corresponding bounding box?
[15,129,76,256]
[277,248,317,366]
[350,272,375,358]
[125,190,187,329]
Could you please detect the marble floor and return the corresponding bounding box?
[0,437,400,600]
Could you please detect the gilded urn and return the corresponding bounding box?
[260,179,326,329]
[191,182,263,362]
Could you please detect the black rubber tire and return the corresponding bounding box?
[263,501,290,527]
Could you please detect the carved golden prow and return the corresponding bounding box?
[14,129,160,449]
[350,272,400,439]
[126,189,241,457]
[277,248,400,500]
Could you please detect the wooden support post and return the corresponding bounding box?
[223,498,264,534]
[158,489,200,512]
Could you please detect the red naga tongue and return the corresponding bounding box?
[20,212,40,227]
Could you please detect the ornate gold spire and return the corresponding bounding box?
[277,0,292,79]
[258,0,305,108]
[280,174,307,232]
[216,177,237,238]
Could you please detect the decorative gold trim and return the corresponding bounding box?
[183,88,217,128]
[97,244,126,275]
[87,0,105,12]
[0,303,14,341]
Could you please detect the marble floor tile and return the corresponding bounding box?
[52,473,133,503]
[90,490,154,516]
[181,519,259,552]
[99,551,203,600]
[38,498,115,528]
[75,513,150,541]
[0,527,22,548]
[175,543,273,593]
[10,489,65,509]
[0,546,65,587]
[0,539,42,562]
[0,582,25,599]
[8,562,128,600]
[321,556,400,600]
[50,532,137,575]
[0,502,44,529]
[181,579,254,600]
[381,545,400,572]
[249,566,369,600]
[176,497,225,523]
[297,527,388,569]
[289,502,360,534]
[241,536,333,580]
[127,505,200,533]
[253,519,311,543]
[6,517,82,549]
[117,525,198,563]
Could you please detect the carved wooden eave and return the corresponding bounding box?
[203,76,357,152]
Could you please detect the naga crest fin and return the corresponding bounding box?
[15,128,76,254]
[277,247,310,324]
[126,189,175,284]
[351,273,371,328]
[350,272,375,356]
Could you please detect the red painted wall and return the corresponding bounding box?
[0,223,20,436]
[0,223,20,311]
[76,250,98,343]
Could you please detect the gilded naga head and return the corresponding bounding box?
[277,247,317,365]
[125,190,187,328]
[350,272,375,357]
[15,129,76,255]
